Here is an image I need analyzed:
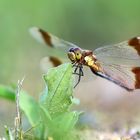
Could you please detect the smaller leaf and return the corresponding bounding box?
[0,85,15,101]
[39,104,52,122]
[19,91,45,139]
[5,126,14,140]
[53,111,80,132]
[49,111,80,139]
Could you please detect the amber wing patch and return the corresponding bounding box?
[49,56,63,67]
[132,67,140,89]
[39,29,53,47]
[129,37,140,56]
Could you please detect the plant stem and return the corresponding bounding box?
[14,77,25,140]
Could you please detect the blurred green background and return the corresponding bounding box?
[1,0,140,136]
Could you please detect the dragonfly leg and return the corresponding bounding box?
[74,66,79,73]
[72,62,77,67]
[74,65,84,88]
[72,63,80,75]
[80,65,84,76]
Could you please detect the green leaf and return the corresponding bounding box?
[19,91,45,139]
[40,63,73,116]
[5,126,14,140]
[51,111,80,133]
[0,85,15,101]
[20,92,40,127]
[39,63,81,139]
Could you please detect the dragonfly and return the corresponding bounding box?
[29,27,140,91]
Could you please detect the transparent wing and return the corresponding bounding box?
[29,27,79,52]
[40,56,66,72]
[29,27,80,67]
[92,63,140,91]
[94,37,140,66]
[92,37,140,90]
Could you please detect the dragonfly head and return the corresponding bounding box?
[68,47,82,62]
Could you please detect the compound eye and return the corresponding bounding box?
[76,52,82,60]
[67,52,76,61]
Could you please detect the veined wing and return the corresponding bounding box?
[94,37,140,66]
[29,27,79,52]
[93,37,140,91]
[29,27,80,67]
[92,63,140,91]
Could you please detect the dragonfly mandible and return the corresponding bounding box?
[30,27,140,91]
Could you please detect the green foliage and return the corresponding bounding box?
[0,85,15,101]
[0,63,81,140]
[5,126,14,140]
[20,91,45,138]
[39,63,80,139]
[40,63,73,116]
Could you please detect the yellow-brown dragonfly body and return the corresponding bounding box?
[30,27,140,91]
